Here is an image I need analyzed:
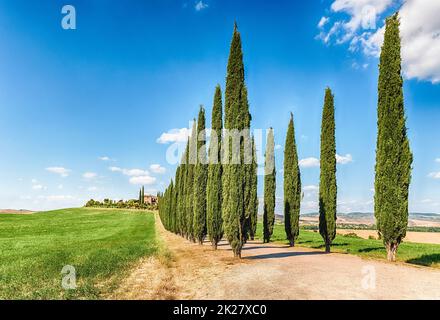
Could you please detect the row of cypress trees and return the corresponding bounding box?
[160,14,412,261]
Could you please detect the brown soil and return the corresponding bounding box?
[337,229,440,244]
[112,214,440,300]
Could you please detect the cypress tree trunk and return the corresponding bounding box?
[284,113,301,247]
[263,128,276,243]
[222,23,251,258]
[193,106,208,244]
[186,120,197,242]
[375,13,412,262]
[248,136,258,241]
[319,88,337,253]
[207,85,224,249]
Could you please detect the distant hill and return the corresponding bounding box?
[0,209,34,214]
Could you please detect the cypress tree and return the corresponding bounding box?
[222,23,251,258]
[284,113,301,247]
[193,106,208,244]
[263,128,276,243]
[207,85,224,249]
[248,135,258,241]
[375,13,412,262]
[186,120,197,242]
[174,166,181,234]
[141,186,145,206]
[180,141,189,238]
[319,88,337,253]
[139,189,142,204]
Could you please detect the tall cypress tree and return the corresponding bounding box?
[248,135,258,241]
[222,23,251,257]
[141,186,145,206]
[263,128,276,243]
[319,88,337,253]
[193,106,208,244]
[207,85,224,249]
[375,13,412,262]
[284,113,301,247]
[139,189,142,204]
[186,120,197,242]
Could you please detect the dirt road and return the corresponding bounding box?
[112,215,440,300]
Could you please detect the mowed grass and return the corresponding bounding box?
[255,223,440,268]
[0,208,157,299]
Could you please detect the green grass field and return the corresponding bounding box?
[256,223,440,268]
[0,208,157,299]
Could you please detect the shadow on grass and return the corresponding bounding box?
[407,254,440,267]
[245,251,325,260]
[358,247,384,253]
[312,243,349,249]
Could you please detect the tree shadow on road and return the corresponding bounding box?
[244,251,325,260]
[242,245,291,250]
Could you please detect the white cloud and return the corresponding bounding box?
[122,168,149,177]
[58,184,63,190]
[318,16,330,28]
[299,157,320,168]
[150,164,166,174]
[32,184,45,190]
[157,128,191,144]
[98,156,115,161]
[275,144,282,150]
[109,166,122,172]
[82,172,97,179]
[31,179,38,184]
[87,186,98,191]
[435,158,440,163]
[195,1,208,11]
[428,172,440,179]
[318,0,440,83]
[129,176,157,185]
[46,167,71,177]
[41,195,75,202]
[336,153,353,164]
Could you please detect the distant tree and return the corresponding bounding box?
[284,113,301,247]
[186,120,197,242]
[263,128,276,243]
[248,136,258,241]
[207,85,224,249]
[141,186,145,206]
[193,106,208,244]
[319,88,337,253]
[139,189,142,204]
[375,13,412,262]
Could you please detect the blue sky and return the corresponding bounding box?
[0,0,439,213]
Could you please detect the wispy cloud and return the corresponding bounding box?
[98,156,115,161]
[82,172,97,179]
[317,0,440,83]
[150,164,166,174]
[195,1,208,11]
[46,167,71,177]
[428,172,440,179]
[318,16,329,28]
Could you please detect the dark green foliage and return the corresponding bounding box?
[263,128,276,243]
[222,23,252,257]
[193,106,208,244]
[186,120,197,242]
[248,136,258,241]
[284,113,301,246]
[319,88,337,253]
[207,85,224,249]
[375,13,412,262]
[141,186,145,205]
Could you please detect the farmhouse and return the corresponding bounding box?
[144,195,158,205]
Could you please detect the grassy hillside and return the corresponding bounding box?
[256,222,440,268]
[0,208,156,299]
